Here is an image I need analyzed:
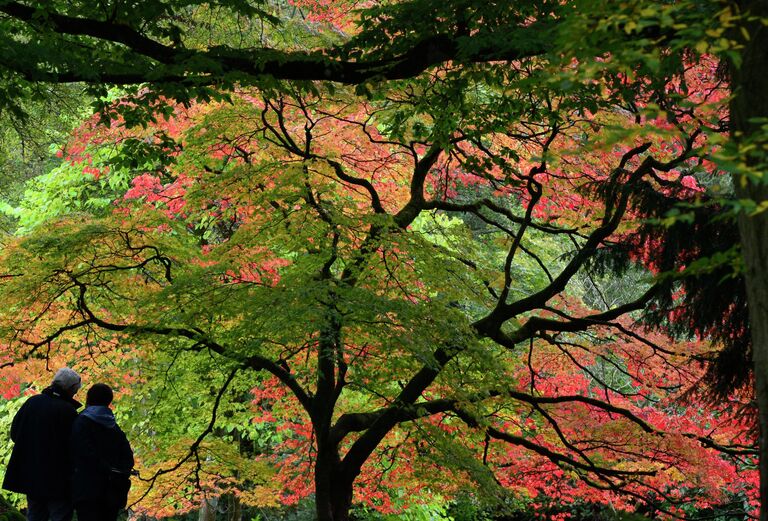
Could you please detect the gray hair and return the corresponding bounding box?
[51,367,81,395]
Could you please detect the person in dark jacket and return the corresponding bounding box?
[70,383,134,521]
[2,367,82,521]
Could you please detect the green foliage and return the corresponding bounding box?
[0,398,25,512]
[0,84,90,232]
[0,158,130,234]
[354,502,450,521]
[443,493,660,521]
[0,494,24,521]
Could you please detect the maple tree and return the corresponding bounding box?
[0,1,765,520]
[0,66,759,521]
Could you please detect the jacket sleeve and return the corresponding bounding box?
[9,400,28,442]
[116,427,134,472]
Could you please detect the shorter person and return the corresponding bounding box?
[3,367,82,521]
[70,383,134,521]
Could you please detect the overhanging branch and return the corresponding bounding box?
[1,2,554,86]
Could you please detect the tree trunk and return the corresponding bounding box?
[730,1,768,519]
[315,447,354,521]
[315,480,354,521]
[737,186,768,520]
[198,497,218,521]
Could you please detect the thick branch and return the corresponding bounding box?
[505,285,659,345]
[475,135,700,338]
[340,345,456,472]
[331,394,482,443]
[1,3,553,85]
[38,273,316,414]
[393,145,444,227]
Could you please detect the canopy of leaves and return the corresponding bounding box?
[0,1,759,520]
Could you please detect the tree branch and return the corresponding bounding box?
[0,4,554,85]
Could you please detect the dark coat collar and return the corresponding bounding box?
[42,385,82,409]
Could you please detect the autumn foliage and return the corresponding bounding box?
[0,17,757,521]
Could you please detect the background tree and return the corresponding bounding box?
[728,1,768,518]
[0,84,89,232]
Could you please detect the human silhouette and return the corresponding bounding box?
[70,383,134,521]
[3,367,82,521]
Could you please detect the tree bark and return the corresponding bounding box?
[314,446,354,521]
[736,183,768,521]
[224,494,242,521]
[730,1,768,519]
[198,497,218,521]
